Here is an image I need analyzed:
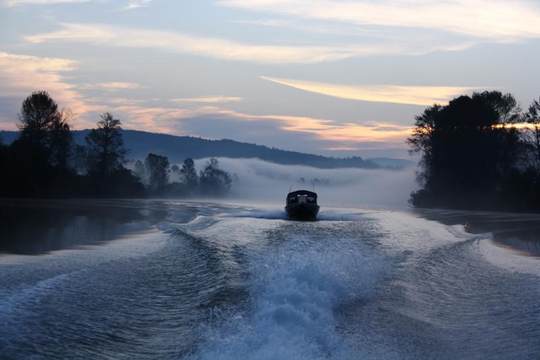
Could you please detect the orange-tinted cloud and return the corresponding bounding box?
[261,76,481,106]
[0,51,93,128]
[176,107,412,144]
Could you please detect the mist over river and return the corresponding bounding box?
[1,199,539,359]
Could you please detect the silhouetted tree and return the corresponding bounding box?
[133,159,147,184]
[170,164,180,183]
[18,91,59,148]
[199,158,231,196]
[409,91,528,210]
[85,113,126,177]
[7,91,77,196]
[83,113,144,197]
[180,158,198,190]
[145,153,169,194]
[525,98,540,168]
[0,136,6,191]
[72,144,88,175]
[0,93,148,198]
[48,110,73,171]
[16,91,74,168]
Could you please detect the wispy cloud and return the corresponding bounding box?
[261,76,481,106]
[236,112,412,143]
[107,104,193,133]
[231,18,373,37]
[3,0,88,5]
[160,106,412,143]
[171,96,243,104]
[80,82,142,90]
[24,23,358,64]
[24,23,471,64]
[220,0,540,41]
[0,52,93,126]
[124,0,152,10]
[0,51,412,145]
[3,0,151,8]
[82,99,412,145]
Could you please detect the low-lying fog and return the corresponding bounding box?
[192,158,417,209]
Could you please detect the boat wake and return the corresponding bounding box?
[2,201,539,359]
[189,236,387,360]
[227,208,365,222]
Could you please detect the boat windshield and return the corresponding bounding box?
[288,194,317,204]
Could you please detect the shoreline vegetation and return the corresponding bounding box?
[0,91,233,198]
[409,91,540,212]
[2,89,540,213]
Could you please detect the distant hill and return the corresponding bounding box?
[0,130,410,169]
[369,157,415,169]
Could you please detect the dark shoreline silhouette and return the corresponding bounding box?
[0,91,233,199]
[409,91,540,212]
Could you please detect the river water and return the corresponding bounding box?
[0,199,539,359]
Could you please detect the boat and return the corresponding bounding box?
[285,190,320,221]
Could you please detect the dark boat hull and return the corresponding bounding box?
[285,203,319,221]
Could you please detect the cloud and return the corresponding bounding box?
[231,18,374,37]
[3,0,88,5]
[24,23,361,64]
[0,52,412,146]
[240,113,412,143]
[0,51,93,128]
[166,107,412,144]
[24,23,471,64]
[171,96,243,104]
[80,82,142,90]
[164,107,412,157]
[108,104,193,133]
[219,0,540,41]
[81,98,411,151]
[261,76,481,106]
[3,0,151,8]
[124,0,152,9]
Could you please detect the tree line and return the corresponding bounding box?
[0,91,233,198]
[409,91,540,211]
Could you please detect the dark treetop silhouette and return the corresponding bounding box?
[409,91,540,211]
[0,91,234,198]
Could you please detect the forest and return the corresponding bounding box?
[409,91,540,211]
[0,91,233,198]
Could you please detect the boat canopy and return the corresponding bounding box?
[287,190,317,201]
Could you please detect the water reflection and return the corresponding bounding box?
[0,199,168,255]
[416,209,540,257]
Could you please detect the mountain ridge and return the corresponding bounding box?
[0,129,412,169]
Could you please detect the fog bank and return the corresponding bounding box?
[194,158,417,209]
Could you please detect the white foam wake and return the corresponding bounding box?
[190,237,385,360]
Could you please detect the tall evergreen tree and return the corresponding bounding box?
[199,158,231,196]
[85,113,126,177]
[18,91,59,149]
[525,98,540,168]
[180,158,198,190]
[145,153,169,194]
[48,110,73,171]
[10,91,74,196]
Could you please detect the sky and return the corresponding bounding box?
[1,0,540,158]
